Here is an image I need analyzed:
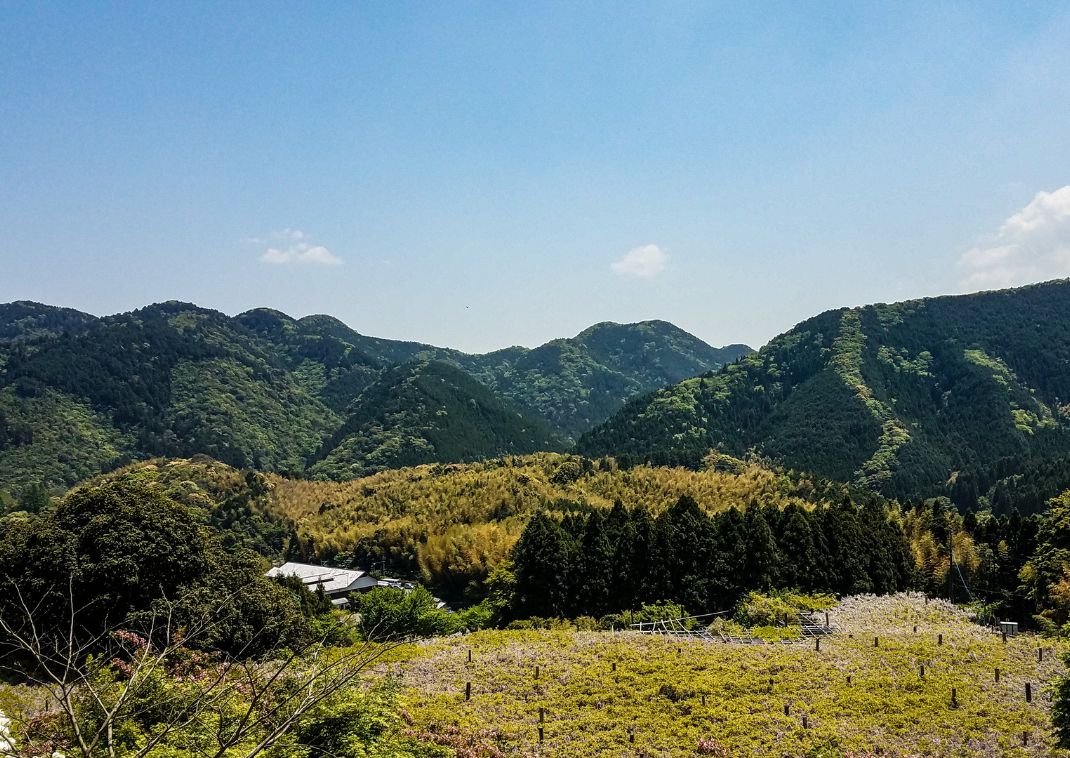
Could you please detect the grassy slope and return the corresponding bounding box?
[386,594,1066,757]
[579,280,1070,502]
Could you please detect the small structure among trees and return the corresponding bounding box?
[265,561,377,607]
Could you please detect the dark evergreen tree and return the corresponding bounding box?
[709,507,747,609]
[861,500,899,594]
[776,504,821,591]
[510,512,571,618]
[742,506,781,594]
[630,505,663,605]
[822,498,871,594]
[605,500,637,611]
[662,495,715,612]
[577,511,616,616]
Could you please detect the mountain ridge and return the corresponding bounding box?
[0,300,744,491]
[579,278,1070,505]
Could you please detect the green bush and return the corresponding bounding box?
[352,586,459,641]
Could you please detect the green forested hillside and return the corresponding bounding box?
[0,301,97,345]
[233,308,384,411]
[0,300,738,492]
[1,302,339,490]
[580,280,1070,504]
[307,360,565,480]
[453,321,751,438]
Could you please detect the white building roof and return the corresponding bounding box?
[265,562,370,595]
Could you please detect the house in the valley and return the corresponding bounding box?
[265,562,377,608]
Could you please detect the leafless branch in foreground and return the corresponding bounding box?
[0,579,397,758]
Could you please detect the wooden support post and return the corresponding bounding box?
[1002,632,1007,643]
[919,664,925,678]
[465,682,472,701]
[701,694,707,706]
[467,649,472,663]
[535,665,540,680]
[938,633,943,646]
[815,638,820,652]
[538,726,544,743]
[825,611,829,626]
[1038,648,1044,662]
[1026,683,1033,703]
[784,703,790,716]
[612,661,617,673]
[628,728,635,744]
[913,625,918,634]
[995,668,1000,683]
[951,688,958,709]
[802,715,809,729]
[1023,731,1029,747]
[539,707,545,724]
[846,674,852,685]
[874,636,879,648]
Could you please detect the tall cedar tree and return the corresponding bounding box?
[510,512,571,618]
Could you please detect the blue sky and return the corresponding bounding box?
[2,2,1069,352]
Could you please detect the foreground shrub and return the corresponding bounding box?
[353,586,459,641]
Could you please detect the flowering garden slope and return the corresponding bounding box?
[389,595,1068,757]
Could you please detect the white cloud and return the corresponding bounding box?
[611,244,669,278]
[959,186,1070,290]
[253,229,343,266]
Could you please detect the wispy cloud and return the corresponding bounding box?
[252,229,343,266]
[611,244,669,278]
[959,186,1070,290]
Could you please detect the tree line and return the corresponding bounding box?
[510,495,917,620]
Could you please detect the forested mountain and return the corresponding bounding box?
[237,308,750,438]
[453,321,751,438]
[0,300,741,492]
[307,360,564,480]
[580,280,1070,505]
[0,302,339,489]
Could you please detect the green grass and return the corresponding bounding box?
[384,594,1069,757]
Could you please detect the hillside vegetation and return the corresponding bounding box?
[0,301,742,493]
[307,361,565,480]
[265,453,848,588]
[389,594,1067,757]
[580,280,1070,504]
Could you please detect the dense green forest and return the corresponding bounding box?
[580,279,1070,505]
[0,301,742,493]
[306,360,565,479]
[510,496,916,619]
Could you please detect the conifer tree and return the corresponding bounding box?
[710,507,747,608]
[605,500,637,611]
[578,510,616,616]
[511,512,571,618]
[663,495,715,611]
[823,498,871,594]
[630,505,662,605]
[777,504,821,591]
[742,506,781,593]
